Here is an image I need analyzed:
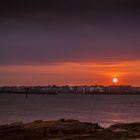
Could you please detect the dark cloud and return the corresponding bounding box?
[0,0,140,17]
[0,0,140,65]
[0,19,140,65]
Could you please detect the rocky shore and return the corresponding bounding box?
[0,119,140,140]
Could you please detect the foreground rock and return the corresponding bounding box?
[0,119,140,140]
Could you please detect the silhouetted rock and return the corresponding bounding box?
[0,119,140,140]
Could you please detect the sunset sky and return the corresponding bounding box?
[0,0,140,86]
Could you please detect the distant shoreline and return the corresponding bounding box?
[0,91,140,95]
[1,85,140,96]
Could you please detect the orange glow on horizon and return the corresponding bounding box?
[0,60,140,86]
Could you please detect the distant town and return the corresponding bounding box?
[0,85,140,95]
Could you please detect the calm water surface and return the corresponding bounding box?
[0,94,140,127]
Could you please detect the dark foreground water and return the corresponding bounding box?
[0,94,140,127]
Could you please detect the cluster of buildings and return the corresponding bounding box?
[0,85,140,94]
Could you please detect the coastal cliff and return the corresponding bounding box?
[0,119,140,140]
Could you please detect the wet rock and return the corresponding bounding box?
[109,123,140,133]
[109,123,140,139]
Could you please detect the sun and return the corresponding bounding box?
[113,78,118,83]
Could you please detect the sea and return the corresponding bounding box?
[0,93,140,127]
